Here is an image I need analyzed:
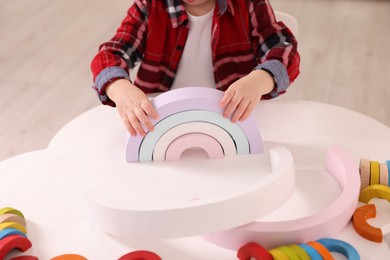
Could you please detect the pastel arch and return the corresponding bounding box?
[165,133,224,161]
[153,122,236,161]
[139,110,249,162]
[126,87,263,162]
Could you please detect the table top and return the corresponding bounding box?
[1,99,390,259]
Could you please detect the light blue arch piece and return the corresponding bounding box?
[317,238,360,260]
[139,110,249,162]
[0,228,27,240]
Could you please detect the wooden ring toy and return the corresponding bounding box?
[359,159,370,191]
[380,163,389,186]
[0,222,27,234]
[287,244,311,260]
[370,161,380,185]
[236,242,273,260]
[126,87,263,162]
[317,238,360,259]
[50,254,87,260]
[277,245,300,260]
[9,256,39,260]
[118,250,162,260]
[268,248,290,260]
[0,228,27,240]
[203,145,361,249]
[359,184,390,204]
[0,234,32,260]
[352,204,382,242]
[298,244,322,260]
[306,241,334,260]
[387,160,390,186]
[0,214,27,227]
[0,208,24,219]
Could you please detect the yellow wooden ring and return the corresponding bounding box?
[360,158,370,191]
[269,248,290,260]
[359,184,390,204]
[370,161,380,185]
[0,207,24,219]
[277,245,300,260]
[0,222,27,234]
[288,244,311,260]
[380,163,389,186]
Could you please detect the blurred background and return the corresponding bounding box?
[1,0,389,161]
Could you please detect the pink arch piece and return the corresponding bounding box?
[203,145,361,250]
[165,133,224,161]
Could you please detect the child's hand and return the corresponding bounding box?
[219,70,274,123]
[106,79,158,137]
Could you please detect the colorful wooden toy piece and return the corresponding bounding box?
[380,163,389,186]
[359,158,370,191]
[236,242,273,260]
[50,254,87,260]
[387,160,390,186]
[118,250,162,260]
[86,147,294,238]
[0,214,27,227]
[306,241,334,260]
[152,121,236,161]
[0,228,27,239]
[298,244,322,260]
[268,248,290,260]
[276,245,300,260]
[0,207,24,219]
[287,244,311,260]
[352,204,383,242]
[0,222,27,234]
[203,145,361,250]
[9,256,39,260]
[370,161,380,185]
[126,87,263,162]
[0,234,32,260]
[317,238,360,259]
[165,133,224,161]
[359,184,390,204]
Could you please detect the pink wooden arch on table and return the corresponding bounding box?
[203,145,361,250]
[125,87,263,162]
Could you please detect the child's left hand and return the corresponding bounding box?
[219,69,275,122]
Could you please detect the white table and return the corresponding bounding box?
[1,99,390,259]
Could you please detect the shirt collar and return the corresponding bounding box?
[166,0,234,28]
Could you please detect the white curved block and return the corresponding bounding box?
[165,133,224,161]
[85,147,295,239]
[139,110,249,162]
[203,145,361,250]
[153,122,236,161]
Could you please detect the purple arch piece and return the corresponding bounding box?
[126,87,263,162]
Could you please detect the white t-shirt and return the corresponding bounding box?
[170,8,215,90]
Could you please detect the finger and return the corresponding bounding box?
[140,99,159,119]
[219,89,235,108]
[223,93,242,118]
[127,112,146,137]
[121,112,137,136]
[231,100,249,123]
[134,107,154,132]
[239,102,256,122]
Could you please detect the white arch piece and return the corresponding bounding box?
[85,147,295,239]
[153,122,236,161]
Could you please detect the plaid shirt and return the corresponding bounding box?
[91,0,300,106]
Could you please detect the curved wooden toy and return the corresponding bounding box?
[0,222,27,234]
[152,121,236,161]
[118,250,162,260]
[298,244,322,260]
[359,158,370,191]
[380,163,389,186]
[86,147,294,238]
[386,160,390,186]
[236,242,273,260]
[50,254,87,260]
[0,208,24,219]
[306,241,334,260]
[359,184,390,204]
[0,228,27,239]
[165,133,224,161]
[370,161,380,185]
[277,245,300,260]
[203,145,361,250]
[268,248,290,260]
[352,204,383,242]
[317,238,360,260]
[0,234,32,260]
[9,256,39,260]
[126,87,263,162]
[0,214,27,227]
[287,244,311,260]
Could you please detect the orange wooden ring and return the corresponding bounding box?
[306,241,335,260]
[352,204,383,242]
[50,254,87,260]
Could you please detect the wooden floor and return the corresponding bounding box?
[1,0,389,161]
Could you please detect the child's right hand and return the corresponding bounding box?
[106,79,159,137]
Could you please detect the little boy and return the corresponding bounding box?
[91,0,300,136]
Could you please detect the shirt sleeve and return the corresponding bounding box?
[249,0,300,99]
[90,0,150,106]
